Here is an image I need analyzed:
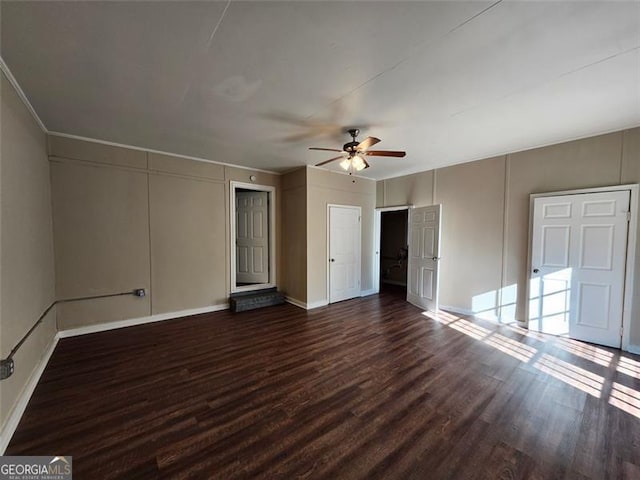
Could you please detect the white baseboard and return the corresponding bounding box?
[627,345,640,355]
[285,297,307,310]
[306,299,329,310]
[360,289,378,297]
[0,334,60,454]
[59,303,229,338]
[439,305,520,324]
[439,305,474,317]
[285,298,329,310]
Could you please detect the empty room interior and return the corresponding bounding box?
[1,1,640,478]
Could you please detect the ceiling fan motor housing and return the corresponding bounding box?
[343,141,359,153]
[345,128,361,152]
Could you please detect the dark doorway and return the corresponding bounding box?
[379,210,408,294]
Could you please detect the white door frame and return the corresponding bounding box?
[230,181,276,294]
[327,204,362,303]
[526,184,639,351]
[373,205,413,294]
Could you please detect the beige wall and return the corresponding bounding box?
[281,168,307,303]
[1,73,56,431]
[380,170,434,208]
[435,156,506,315]
[306,167,376,306]
[150,174,227,313]
[50,160,151,327]
[48,136,281,328]
[378,127,640,347]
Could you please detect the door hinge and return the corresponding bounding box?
[627,211,632,222]
[620,326,624,338]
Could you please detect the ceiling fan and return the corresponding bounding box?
[309,128,406,173]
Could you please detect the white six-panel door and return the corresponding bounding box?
[236,191,269,284]
[530,190,630,347]
[329,205,361,303]
[407,205,442,311]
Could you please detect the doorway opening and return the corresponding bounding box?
[379,210,409,296]
[230,181,276,294]
[373,206,411,297]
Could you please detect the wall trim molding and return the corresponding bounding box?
[285,297,307,309]
[2,52,282,176]
[0,335,59,454]
[377,124,640,182]
[0,55,47,133]
[58,303,229,338]
[48,131,281,176]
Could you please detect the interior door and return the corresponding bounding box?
[407,205,441,311]
[329,205,361,303]
[529,190,630,347]
[236,191,269,284]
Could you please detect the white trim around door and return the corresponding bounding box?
[229,181,277,294]
[526,184,638,351]
[327,204,362,303]
[373,205,413,295]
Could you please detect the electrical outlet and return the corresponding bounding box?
[0,358,15,380]
[134,289,146,298]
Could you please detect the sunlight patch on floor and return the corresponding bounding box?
[421,309,640,414]
[617,356,640,380]
[484,333,537,363]
[609,382,640,419]
[533,354,603,398]
[553,337,614,367]
[447,318,492,341]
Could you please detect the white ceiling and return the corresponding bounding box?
[2,1,639,180]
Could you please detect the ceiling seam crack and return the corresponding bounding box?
[304,0,504,122]
[449,45,640,119]
[207,0,232,48]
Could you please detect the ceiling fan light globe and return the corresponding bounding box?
[352,155,366,171]
[339,158,351,171]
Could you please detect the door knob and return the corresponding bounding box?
[329,258,335,262]
[432,256,440,261]
[533,268,539,273]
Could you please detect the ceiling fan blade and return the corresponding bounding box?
[363,158,370,169]
[309,147,342,152]
[315,155,344,167]
[365,150,406,157]
[357,136,381,150]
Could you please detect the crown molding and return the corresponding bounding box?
[48,131,283,176]
[1,54,281,176]
[0,55,48,133]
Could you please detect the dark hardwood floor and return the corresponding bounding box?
[7,288,640,479]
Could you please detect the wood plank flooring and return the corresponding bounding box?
[7,288,640,479]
